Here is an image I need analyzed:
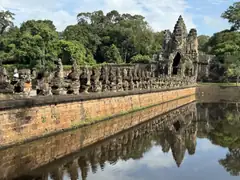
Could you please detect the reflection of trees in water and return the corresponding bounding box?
[200,102,240,176]
[219,148,240,176]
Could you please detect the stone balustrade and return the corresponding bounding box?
[0,60,197,97]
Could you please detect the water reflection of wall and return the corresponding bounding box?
[0,95,196,180]
[20,102,240,180]
[10,101,198,180]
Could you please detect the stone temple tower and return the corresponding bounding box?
[159,15,199,78]
[172,15,188,52]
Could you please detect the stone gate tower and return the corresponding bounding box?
[158,15,199,78]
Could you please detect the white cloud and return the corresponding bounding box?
[203,16,229,31]
[0,0,196,32]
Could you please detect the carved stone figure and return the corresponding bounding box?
[67,59,81,94]
[0,66,14,93]
[116,67,123,91]
[80,67,92,93]
[109,67,117,92]
[91,67,101,93]
[141,70,147,89]
[122,68,129,91]
[18,69,32,95]
[133,67,139,89]
[51,58,65,95]
[128,68,134,90]
[145,70,151,89]
[36,71,51,96]
[100,66,110,92]
[138,69,143,90]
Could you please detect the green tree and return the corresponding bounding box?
[63,24,101,56]
[222,2,240,31]
[224,52,240,85]
[130,54,151,64]
[68,10,159,63]
[58,40,96,65]
[0,10,15,35]
[198,35,210,52]
[104,44,122,64]
[207,30,240,57]
[0,26,19,63]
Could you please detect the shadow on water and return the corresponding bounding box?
[2,98,240,179]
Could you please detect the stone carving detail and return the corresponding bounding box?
[80,67,92,93]
[67,59,81,95]
[128,68,134,90]
[100,66,109,92]
[51,58,65,95]
[116,67,123,91]
[133,67,139,89]
[109,67,117,92]
[0,66,14,93]
[36,71,51,96]
[91,67,101,93]
[122,68,129,91]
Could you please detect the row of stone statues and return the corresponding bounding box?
[0,59,196,96]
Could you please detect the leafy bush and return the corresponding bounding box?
[130,54,152,64]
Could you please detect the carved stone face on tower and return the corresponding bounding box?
[172,15,188,50]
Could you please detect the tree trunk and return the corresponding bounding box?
[237,76,239,87]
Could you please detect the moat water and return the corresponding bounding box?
[4,102,240,180]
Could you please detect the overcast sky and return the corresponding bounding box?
[0,0,238,35]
